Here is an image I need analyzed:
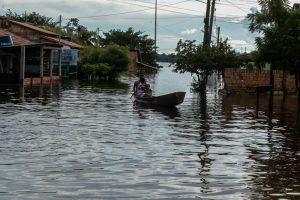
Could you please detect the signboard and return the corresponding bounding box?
[52,49,78,66]
[0,35,13,46]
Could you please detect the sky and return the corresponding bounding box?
[1,0,300,53]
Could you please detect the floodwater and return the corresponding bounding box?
[0,63,299,200]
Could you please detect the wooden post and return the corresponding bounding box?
[8,55,13,73]
[256,88,259,118]
[20,46,25,83]
[19,84,24,102]
[269,68,274,121]
[58,49,62,77]
[50,49,53,77]
[40,46,44,77]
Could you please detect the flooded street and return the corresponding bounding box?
[0,63,299,200]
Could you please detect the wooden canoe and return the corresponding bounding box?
[134,92,186,107]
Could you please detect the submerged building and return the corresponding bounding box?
[0,17,81,85]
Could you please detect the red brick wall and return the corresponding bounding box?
[128,51,137,74]
[224,68,297,94]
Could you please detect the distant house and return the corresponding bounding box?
[0,17,81,85]
[293,3,300,10]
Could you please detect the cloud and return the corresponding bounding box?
[181,28,198,36]
[0,0,267,53]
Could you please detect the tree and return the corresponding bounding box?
[247,0,300,93]
[79,44,131,80]
[248,0,290,68]
[173,40,240,91]
[61,18,98,46]
[100,27,157,67]
[5,9,58,27]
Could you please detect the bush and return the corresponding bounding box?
[79,44,131,79]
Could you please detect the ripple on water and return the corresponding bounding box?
[0,67,300,199]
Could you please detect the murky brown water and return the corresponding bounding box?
[0,63,299,200]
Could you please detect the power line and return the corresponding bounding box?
[65,0,205,20]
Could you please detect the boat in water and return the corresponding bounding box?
[134,92,186,107]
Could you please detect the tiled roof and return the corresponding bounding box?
[0,18,82,48]
[0,29,35,46]
[42,36,82,49]
[8,19,58,37]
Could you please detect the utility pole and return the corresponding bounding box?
[216,26,220,48]
[208,0,216,46]
[59,15,62,45]
[24,11,27,22]
[58,15,62,77]
[155,0,157,53]
[203,0,211,46]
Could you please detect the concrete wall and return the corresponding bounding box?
[224,68,297,94]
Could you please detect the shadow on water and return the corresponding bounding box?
[133,100,181,119]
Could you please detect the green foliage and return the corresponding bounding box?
[101,44,131,76]
[247,0,300,72]
[62,18,98,46]
[173,39,240,91]
[5,9,58,27]
[100,27,157,67]
[245,63,254,70]
[82,63,111,75]
[174,40,240,75]
[79,45,130,78]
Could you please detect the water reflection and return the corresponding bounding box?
[133,101,181,119]
[0,83,61,105]
[0,65,299,200]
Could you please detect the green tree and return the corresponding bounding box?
[100,27,157,67]
[79,44,131,80]
[173,40,239,91]
[5,9,58,27]
[62,18,98,46]
[248,0,290,69]
[247,0,300,93]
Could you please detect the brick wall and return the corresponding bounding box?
[128,51,137,74]
[224,68,297,94]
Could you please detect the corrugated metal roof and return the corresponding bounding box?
[0,29,35,46]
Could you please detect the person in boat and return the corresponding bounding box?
[133,74,144,93]
[135,77,152,97]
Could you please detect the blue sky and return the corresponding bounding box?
[1,0,300,53]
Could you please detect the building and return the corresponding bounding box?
[293,3,300,10]
[0,17,81,85]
